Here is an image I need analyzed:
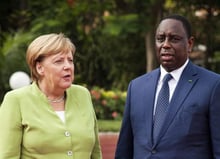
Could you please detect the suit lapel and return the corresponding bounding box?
[155,62,199,144]
[143,69,160,146]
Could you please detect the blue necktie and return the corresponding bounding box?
[153,74,172,142]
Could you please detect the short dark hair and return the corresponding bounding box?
[162,14,192,38]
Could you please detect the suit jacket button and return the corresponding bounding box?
[151,149,157,154]
[65,131,71,137]
[67,151,73,156]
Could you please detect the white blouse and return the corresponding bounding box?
[55,111,65,123]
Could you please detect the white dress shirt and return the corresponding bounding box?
[153,59,189,115]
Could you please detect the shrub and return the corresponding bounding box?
[98,120,122,132]
[90,86,126,120]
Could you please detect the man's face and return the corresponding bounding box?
[155,19,194,72]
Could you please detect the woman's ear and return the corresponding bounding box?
[36,62,44,75]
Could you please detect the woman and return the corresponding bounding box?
[0,33,102,159]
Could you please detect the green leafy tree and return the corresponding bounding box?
[0,0,220,102]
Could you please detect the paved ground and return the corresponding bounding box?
[99,132,119,159]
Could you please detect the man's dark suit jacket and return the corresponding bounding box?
[115,61,220,159]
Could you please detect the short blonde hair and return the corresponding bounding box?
[26,33,76,81]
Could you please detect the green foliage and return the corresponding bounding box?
[75,29,146,90]
[90,87,126,120]
[164,0,177,9]
[98,120,121,132]
[103,14,139,35]
[0,0,220,102]
[0,31,34,101]
[1,31,33,56]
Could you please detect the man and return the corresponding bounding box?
[115,14,220,159]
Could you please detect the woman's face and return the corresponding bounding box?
[36,51,74,90]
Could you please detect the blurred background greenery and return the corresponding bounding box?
[0,0,220,123]
[98,120,121,132]
[90,86,126,120]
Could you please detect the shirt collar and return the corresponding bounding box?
[159,59,189,83]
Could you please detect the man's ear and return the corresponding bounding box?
[188,36,194,53]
